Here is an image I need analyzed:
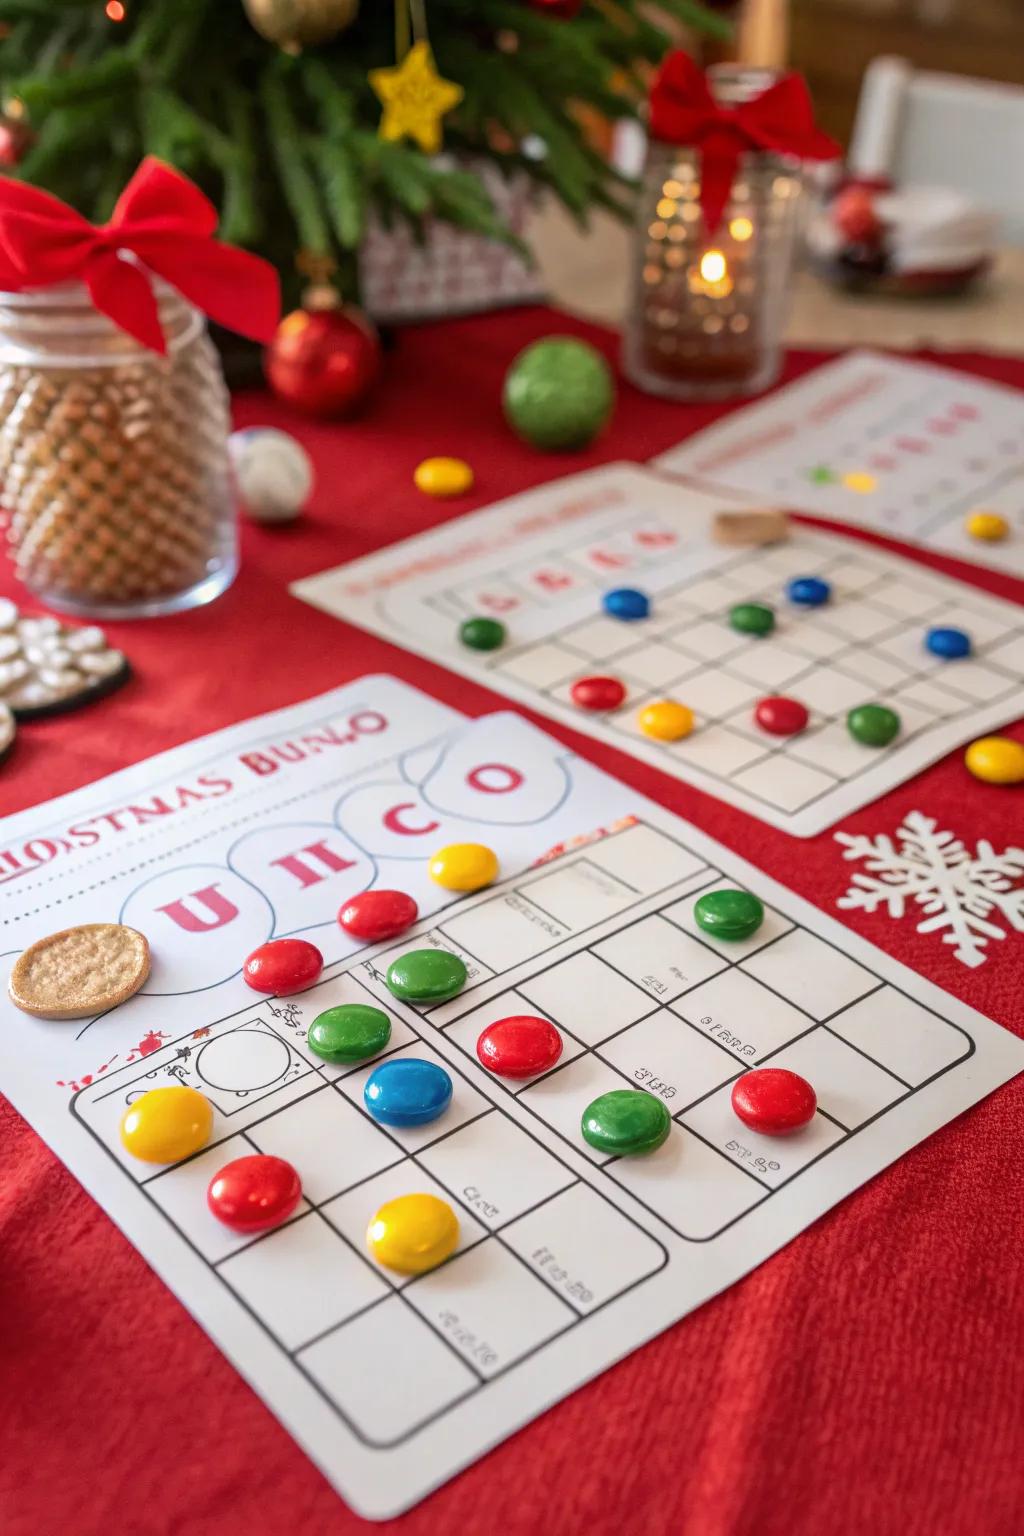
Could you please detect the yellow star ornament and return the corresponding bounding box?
[369,40,464,155]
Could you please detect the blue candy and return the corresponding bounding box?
[602,587,650,621]
[786,575,831,607]
[925,626,971,659]
[364,1058,453,1127]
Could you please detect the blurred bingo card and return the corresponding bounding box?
[654,350,1024,576]
[292,463,1024,837]
[36,805,1024,1517]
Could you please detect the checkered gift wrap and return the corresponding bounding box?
[359,159,545,323]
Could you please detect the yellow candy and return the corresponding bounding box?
[120,1085,213,1164]
[367,1193,459,1274]
[638,700,694,742]
[965,510,1009,543]
[842,471,877,494]
[428,841,499,892]
[964,735,1024,785]
[413,456,474,498]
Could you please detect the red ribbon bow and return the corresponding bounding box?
[649,52,840,237]
[0,157,280,354]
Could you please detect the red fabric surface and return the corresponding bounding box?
[2,308,1023,1536]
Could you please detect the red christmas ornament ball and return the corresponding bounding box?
[0,116,32,168]
[264,304,381,418]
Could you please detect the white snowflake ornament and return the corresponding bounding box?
[836,810,1024,968]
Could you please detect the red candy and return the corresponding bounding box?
[754,695,809,736]
[207,1154,302,1233]
[731,1068,817,1135]
[243,938,323,995]
[339,888,418,943]
[570,675,626,712]
[476,1015,563,1079]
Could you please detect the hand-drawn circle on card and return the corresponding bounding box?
[120,864,274,994]
[466,763,524,795]
[195,1030,292,1093]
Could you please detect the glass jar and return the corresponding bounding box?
[623,66,805,402]
[0,278,236,618]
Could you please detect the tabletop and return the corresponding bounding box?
[2,306,1023,1536]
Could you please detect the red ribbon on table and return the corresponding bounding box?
[649,51,841,237]
[0,157,280,354]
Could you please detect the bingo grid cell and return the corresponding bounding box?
[593,915,726,1003]
[494,642,581,689]
[597,1008,740,1108]
[787,667,881,716]
[404,1236,576,1377]
[515,859,638,931]
[247,1086,405,1204]
[298,1295,478,1445]
[559,614,648,662]
[146,1133,310,1264]
[656,723,768,777]
[321,1162,486,1285]
[670,669,762,719]
[828,987,969,1087]
[337,1041,490,1151]
[608,1124,764,1240]
[722,642,815,692]
[586,821,710,892]
[764,1029,909,1128]
[681,1080,845,1187]
[740,929,878,1022]
[730,756,838,813]
[672,967,813,1062]
[518,950,654,1048]
[442,989,585,1081]
[218,1212,389,1351]
[502,1183,666,1313]
[662,883,794,961]
[418,1112,576,1228]
[519,1053,640,1163]
[614,640,701,690]
[830,649,911,691]
[438,891,572,973]
[815,601,902,644]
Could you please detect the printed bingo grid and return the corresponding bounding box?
[69,813,1024,1517]
[296,464,1024,836]
[655,351,1024,577]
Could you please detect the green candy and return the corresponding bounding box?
[308,1003,391,1064]
[729,602,775,637]
[503,337,615,451]
[386,948,467,1004]
[580,1089,671,1156]
[847,703,900,746]
[694,888,764,941]
[459,616,506,652]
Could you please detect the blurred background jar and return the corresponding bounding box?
[0,277,235,619]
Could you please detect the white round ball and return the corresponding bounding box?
[229,427,313,523]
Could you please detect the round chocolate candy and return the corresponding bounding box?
[364,1058,452,1126]
[638,700,694,742]
[754,695,808,736]
[694,888,764,941]
[459,616,506,652]
[243,938,323,995]
[570,675,626,712]
[731,1068,817,1135]
[580,1089,671,1156]
[414,456,474,498]
[964,735,1024,785]
[847,703,900,747]
[428,842,498,892]
[786,575,831,607]
[925,626,971,660]
[476,1015,562,1079]
[338,888,418,943]
[120,1085,213,1165]
[965,510,1008,542]
[602,587,650,622]
[308,1003,391,1063]
[729,602,775,637]
[367,1193,459,1274]
[386,948,467,1003]
[207,1154,302,1233]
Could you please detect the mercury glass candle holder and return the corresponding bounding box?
[623,66,805,402]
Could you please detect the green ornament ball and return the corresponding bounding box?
[503,336,615,451]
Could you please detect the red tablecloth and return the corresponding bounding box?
[3,309,1023,1536]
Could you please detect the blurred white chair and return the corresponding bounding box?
[849,56,1024,242]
